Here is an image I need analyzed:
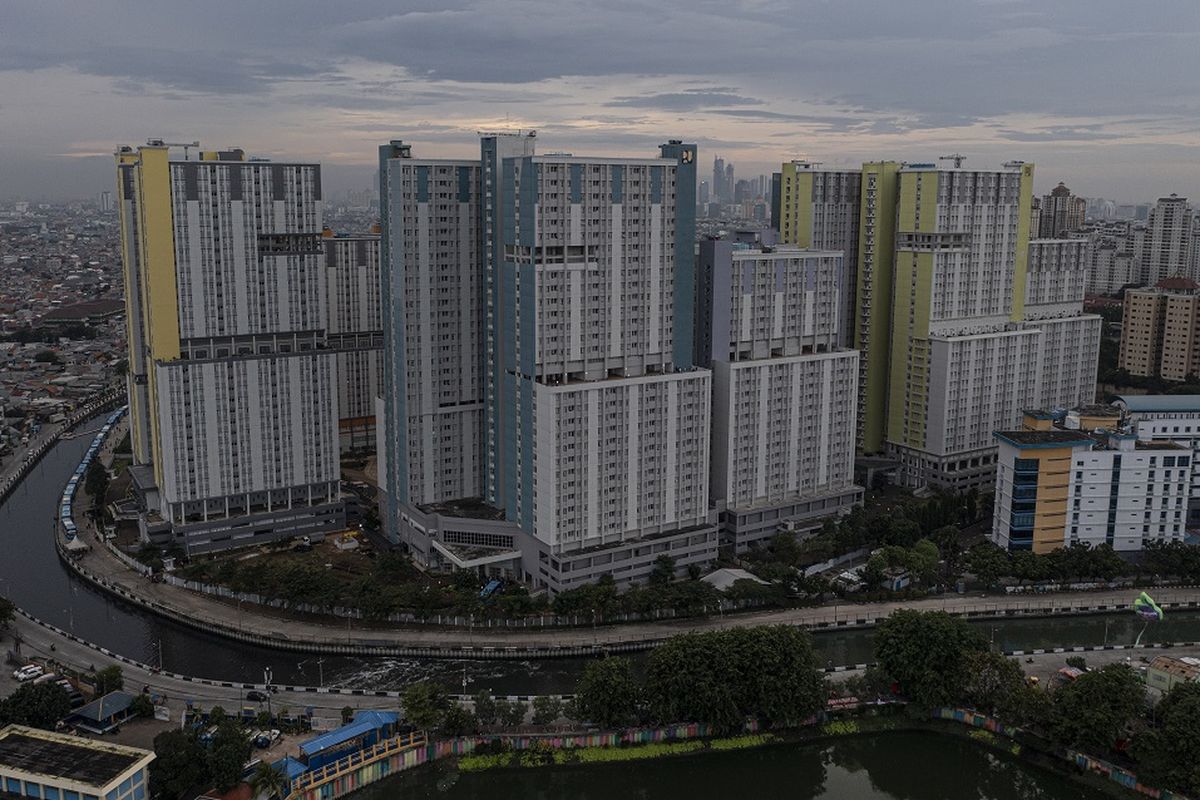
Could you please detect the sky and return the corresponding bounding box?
[2,0,1199,203]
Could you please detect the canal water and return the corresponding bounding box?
[352,731,1099,799]
[3,421,1199,695]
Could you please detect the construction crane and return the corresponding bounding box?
[939,153,966,168]
[145,139,201,160]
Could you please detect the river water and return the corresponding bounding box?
[353,731,1098,799]
[3,421,1199,695]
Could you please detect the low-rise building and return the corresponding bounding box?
[0,725,154,800]
[1114,394,1200,525]
[991,412,1190,553]
[1146,655,1200,693]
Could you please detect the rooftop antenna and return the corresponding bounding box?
[939,153,966,168]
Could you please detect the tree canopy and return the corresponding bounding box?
[873,610,986,707]
[576,657,640,729]
[1051,664,1144,752]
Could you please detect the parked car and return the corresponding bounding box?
[246,690,268,703]
[13,665,44,682]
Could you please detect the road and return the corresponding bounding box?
[63,529,1200,655]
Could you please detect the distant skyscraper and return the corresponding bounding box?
[712,156,726,203]
[698,179,710,206]
[116,143,343,553]
[98,190,113,212]
[1039,182,1086,238]
[1144,194,1193,284]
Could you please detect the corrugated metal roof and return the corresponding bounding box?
[299,710,398,757]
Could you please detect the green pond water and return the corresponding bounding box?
[353,731,1101,799]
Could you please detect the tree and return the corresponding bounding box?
[33,349,60,364]
[249,761,287,800]
[92,664,124,694]
[0,596,13,631]
[493,698,527,728]
[1051,664,1144,752]
[873,610,986,707]
[967,542,1009,586]
[1133,682,1200,795]
[576,657,640,729]
[0,683,71,729]
[85,459,109,502]
[401,681,448,731]
[649,554,676,587]
[961,651,1025,717]
[472,690,497,725]
[531,695,563,725]
[150,729,209,800]
[906,539,940,584]
[645,627,824,731]
[440,703,480,736]
[1065,656,1088,671]
[130,694,155,718]
[208,722,252,793]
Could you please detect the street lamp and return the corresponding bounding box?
[264,667,273,717]
[316,658,324,690]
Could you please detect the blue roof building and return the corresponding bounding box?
[298,710,400,771]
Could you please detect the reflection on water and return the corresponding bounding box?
[354,731,1096,800]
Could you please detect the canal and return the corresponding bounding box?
[352,731,1100,799]
[2,419,1199,695]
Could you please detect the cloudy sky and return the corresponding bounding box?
[3,0,1199,202]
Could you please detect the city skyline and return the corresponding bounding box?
[3,0,1200,201]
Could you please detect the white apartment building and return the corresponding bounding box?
[323,234,384,452]
[992,427,1189,553]
[701,244,862,550]
[377,144,484,513]
[1114,394,1200,525]
[383,137,714,591]
[117,144,343,553]
[1144,195,1193,284]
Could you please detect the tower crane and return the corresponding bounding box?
[938,153,966,168]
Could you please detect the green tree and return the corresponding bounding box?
[0,596,13,631]
[130,693,155,718]
[92,664,124,694]
[494,698,527,728]
[85,459,109,501]
[440,703,480,736]
[248,761,287,800]
[645,627,824,730]
[649,554,676,587]
[906,539,941,584]
[33,349,60,364]
[1133,682,1200,795]
[1065,655,1088,671]
[531,695,563,725]
[862,552,887,589]
[874,610,986,707]
[961,651,1025,717]
[401,681,448,731]
[0,683,71,729]
[208,722,252,793]
[1051,664,1144,752]
[967,542,1009,586]
[576,657,640,729]
[150,729,209,800]
[472,690,497,725]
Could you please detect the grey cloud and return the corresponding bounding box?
[607,90,762,111]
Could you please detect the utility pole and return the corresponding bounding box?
[317,658,324,689]
[264,667,273,718]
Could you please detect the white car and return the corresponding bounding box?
[13,665,43,682]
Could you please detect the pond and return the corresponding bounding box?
[353,731,1101,799]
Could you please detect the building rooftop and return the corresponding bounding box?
[419,497,505,521]
[1156,277,1200,291]
[0,726,151,788]
[299,710,399,759]
[1150,655,1200,680]
[994,430,1094,447]
[1114,395,1200,414]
